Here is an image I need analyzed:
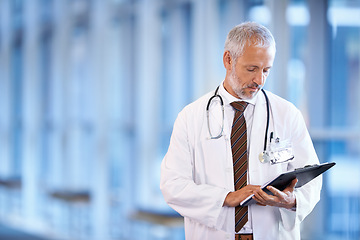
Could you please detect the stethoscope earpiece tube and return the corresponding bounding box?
[207,86,289,165]
[207,87,270,147]
[261,89,270,153]
[207,86,224,139]
[206,86,221,110]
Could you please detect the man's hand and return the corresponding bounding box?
[223,185,261,207]
[223,179,297,209]
[253,178,298,209]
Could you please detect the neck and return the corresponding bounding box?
[223,79,237,99]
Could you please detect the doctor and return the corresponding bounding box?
[160,22,322,240]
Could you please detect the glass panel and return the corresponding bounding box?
[11,0,23,31]
[154,2,193,212]
[325,1,360,239]
[287,1,309,109]
[39,0,53,23]
[11,42,23,177]
[159,2,193,157]
[107,15,136,239]
[39,33,52,181]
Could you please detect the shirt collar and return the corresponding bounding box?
[218,81,259,106]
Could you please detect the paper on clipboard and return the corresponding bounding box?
[240,162,336,207]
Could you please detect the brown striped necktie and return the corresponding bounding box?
[230,101,248,233]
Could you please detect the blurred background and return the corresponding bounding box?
[0,0,359,239]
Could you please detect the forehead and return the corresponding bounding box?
[237,45,275,66]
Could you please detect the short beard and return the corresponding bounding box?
[228,67,259,100]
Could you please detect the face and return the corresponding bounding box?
[223,44,275,100]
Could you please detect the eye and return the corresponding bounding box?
[247,68,256,72]
[263,68,271,75]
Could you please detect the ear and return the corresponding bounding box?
[223,51,233,71]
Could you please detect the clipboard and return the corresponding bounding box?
[240,162,336,207]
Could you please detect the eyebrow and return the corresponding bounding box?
[245,65,272,71]
[246,65,272,68]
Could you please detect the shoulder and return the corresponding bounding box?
[264,90,300,113]
[263,90,304,126]
[172,90,214,139]
[264,91,309,140]
[178,90,214,118]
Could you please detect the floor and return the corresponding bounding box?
[0,224,50,240]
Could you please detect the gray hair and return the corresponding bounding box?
[224,22,276,60]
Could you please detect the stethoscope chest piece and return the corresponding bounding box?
[258,151,270,163]
[259,152,265,163]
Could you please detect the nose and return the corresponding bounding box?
[253,71,265,87]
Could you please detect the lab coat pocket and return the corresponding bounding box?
[270,161,289,174]
[267,139,293,171]
[197,137,228,187]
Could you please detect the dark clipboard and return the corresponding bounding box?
[240,162,336,207]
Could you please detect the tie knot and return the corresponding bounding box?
[231,101,248,113]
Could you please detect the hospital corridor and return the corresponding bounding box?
[0,0,360,239]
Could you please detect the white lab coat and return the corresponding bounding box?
[160,88,322,240]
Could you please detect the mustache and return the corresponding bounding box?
[247,83,262,89]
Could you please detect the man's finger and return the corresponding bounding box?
[267,186,283,197]
[284,178,298,193]
[289,178,298,189]
[256,202,266,206]
[254,187,278,205]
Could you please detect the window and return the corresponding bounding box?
[324,1,360,238]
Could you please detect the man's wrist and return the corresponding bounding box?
[223,191,233,207]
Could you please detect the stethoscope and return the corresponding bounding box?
[206,86,272,163]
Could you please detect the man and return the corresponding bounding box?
[160,22,321,240]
